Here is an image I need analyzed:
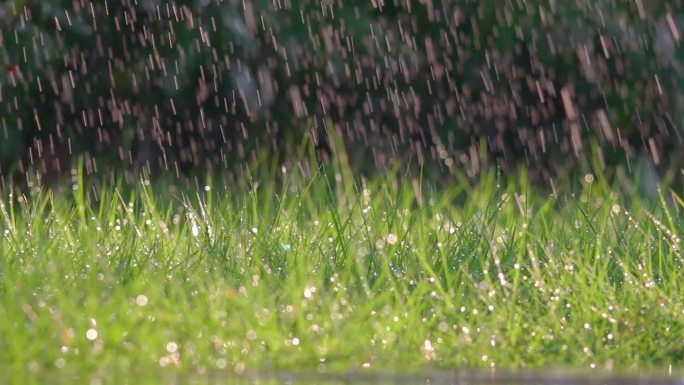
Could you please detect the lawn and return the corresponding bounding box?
[1,164,683,382]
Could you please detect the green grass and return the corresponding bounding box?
[1,164,683,381]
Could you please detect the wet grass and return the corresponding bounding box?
[1,164,683,381]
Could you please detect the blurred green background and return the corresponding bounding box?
[1,0,683,184]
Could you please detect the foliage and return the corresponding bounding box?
[0,1,683,181]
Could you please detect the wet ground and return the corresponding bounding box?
[24,370,684,385]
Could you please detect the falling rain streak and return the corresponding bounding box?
[0,1,683,188]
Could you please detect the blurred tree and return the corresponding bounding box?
[0,0,682,185]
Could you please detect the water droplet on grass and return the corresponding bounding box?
[136,294,148,306]
[55,358,66,369]
[216,358,227,369]
[166,341,178,353]
[86,328,98,341]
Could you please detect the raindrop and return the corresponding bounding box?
[86,329,98,341]
[136,295,149,307]
[166,342,178,353]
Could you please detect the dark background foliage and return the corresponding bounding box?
[1,0,683,185]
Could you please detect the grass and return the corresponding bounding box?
[1,162,683,382]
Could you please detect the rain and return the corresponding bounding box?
[0,1,681,188]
